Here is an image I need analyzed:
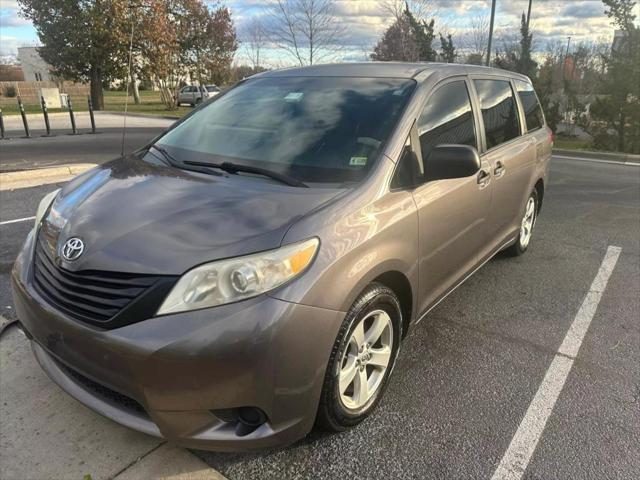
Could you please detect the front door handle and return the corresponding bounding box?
[477,169,491,189]
[494,161,505,177]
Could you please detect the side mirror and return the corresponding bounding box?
[425,145,480,182]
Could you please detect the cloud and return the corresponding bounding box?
[0,10,30,28]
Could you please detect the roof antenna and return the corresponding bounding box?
[121,2,136,157]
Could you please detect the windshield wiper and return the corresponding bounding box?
[149,145,222,176]
[149,144,178,165]
[184,161,308,188]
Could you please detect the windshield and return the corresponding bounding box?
[156,76,416,184]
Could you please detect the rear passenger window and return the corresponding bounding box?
[473,79,521,149]
[515,80,544,132]
[418,80,476,163]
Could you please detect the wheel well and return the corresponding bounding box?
[534,179,544,213]
[373,271,412,338]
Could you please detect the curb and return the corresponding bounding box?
[553,148,640,163]
[100,110,183,121]
[0,163,96,191]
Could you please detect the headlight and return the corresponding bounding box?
[157,238,319,315]
[34,189,60,228]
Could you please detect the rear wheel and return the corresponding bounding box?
[504,189,538,256]
[316,283,401,431]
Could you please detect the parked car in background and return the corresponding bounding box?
[13,63,551,452]
[177,84,221,106]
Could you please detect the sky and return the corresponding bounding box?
[0,0,636,64]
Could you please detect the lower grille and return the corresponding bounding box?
[32,236,168,328]
[56,360,148,418]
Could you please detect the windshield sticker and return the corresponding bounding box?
[350,156,368,166]
[284,92,304,101]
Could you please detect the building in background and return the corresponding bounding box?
[612,29,628,53]
[17,47,55,82]
[0,64,25,81]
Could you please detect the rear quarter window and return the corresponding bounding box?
[515,80,544,132]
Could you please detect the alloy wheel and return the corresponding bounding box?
[338,309,394,410]
[520,196,536,249]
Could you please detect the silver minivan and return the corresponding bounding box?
[13,63,552,451]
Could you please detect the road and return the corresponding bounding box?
[0,113,174,172]
[0,157,638,479]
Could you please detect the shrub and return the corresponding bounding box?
[4,85,17,97]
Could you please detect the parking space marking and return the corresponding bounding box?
[491,245,622,480]
[0,216,36,226]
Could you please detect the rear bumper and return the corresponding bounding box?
[12,233,345,451]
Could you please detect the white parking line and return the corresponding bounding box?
[0,216,36,226]
[491,245,622,480]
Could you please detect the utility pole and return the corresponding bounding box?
[526,0,533,30]
[561,35,572,80]
[486,0,497,66]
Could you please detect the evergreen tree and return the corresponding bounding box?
[371,4,436,62]
[516,13,537,78]
[439,34,456,63]
[589,0,640,153]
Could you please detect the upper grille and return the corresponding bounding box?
[32,236,167,328]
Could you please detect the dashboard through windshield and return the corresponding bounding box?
[155,76,416,184]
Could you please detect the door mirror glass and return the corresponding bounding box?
[425,144,480,182]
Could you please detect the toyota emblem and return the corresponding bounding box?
[61,237,85,261]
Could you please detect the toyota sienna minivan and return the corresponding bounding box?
[12,63,551,451]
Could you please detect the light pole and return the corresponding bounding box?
[486,0,497,66]
[526,0,533,31]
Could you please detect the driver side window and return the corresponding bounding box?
[418,81,477,167]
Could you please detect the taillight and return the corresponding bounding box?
[548,128,555,146]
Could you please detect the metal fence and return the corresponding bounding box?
[0,81,90,107]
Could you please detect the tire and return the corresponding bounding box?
[504,188,539,257]
[316,282,402,432]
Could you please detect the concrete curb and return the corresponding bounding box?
[101,110,183,121]
[0,163,97,191]
[553,148,640,163]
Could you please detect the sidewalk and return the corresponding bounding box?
[0,320,225,480]
[1,111,175,133]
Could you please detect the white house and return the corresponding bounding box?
[17,47,55,82]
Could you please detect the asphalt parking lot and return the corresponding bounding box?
[0,156,638,479]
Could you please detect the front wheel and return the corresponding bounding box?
[316,283,401,431]
[504,189,538,256]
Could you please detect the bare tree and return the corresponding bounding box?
[265,0,344,66]
[380,0,440,23]
[242,16,268,69]
[464,14,490,63]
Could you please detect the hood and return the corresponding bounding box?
[39,155,342,275]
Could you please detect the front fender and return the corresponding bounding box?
[270,189,419,319]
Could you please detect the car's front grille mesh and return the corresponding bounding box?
[32,236,163,327]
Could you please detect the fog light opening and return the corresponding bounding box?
[238,406,267,427]
[211,407,268,437]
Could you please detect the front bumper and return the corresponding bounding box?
[11,233,345,451]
